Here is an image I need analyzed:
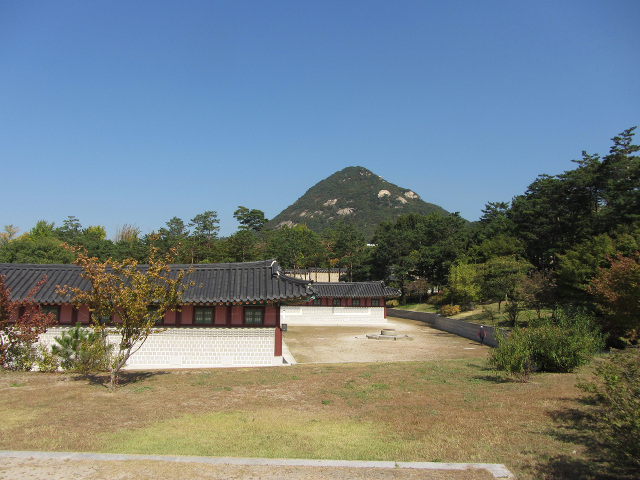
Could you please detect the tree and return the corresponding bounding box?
[555,227,640,304]
[477,201,513,239]
[226,229,259,262]
[587,253,640,332]
[507,128,639,269]
[447,262,481,306]
[234,206,268,232]
[599,127,640,230]
[55,216,82,242]
[264,225,323,271]
[29,220,56,239]
[514,270,556,319]
[479,255,532,317]
[0,235,76,264]
[188,211,220,263]
[57,246,193,389]
[324,221,365,281]
[0,275,57,370]
[371,212,469,292]
[113,224,141,244]
[0,225,19,244]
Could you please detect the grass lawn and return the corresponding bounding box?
[395,302,551,327]
[0,358,630,479]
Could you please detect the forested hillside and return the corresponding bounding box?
[267,166,450,239]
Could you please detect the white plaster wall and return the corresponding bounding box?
[39,327,280,369]
[281,306,389,326]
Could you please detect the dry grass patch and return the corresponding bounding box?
[0,359,624,479]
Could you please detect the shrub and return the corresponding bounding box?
[489,326,535,380]
[489,310,604,379]
[52,323,110,373]
[580,348,640,466]
[74,336,111,374]
[386,299,399,308]
[440,304,461,317]
[2,342,36,371]
[1,275,57,370]
[429,288,449,305]
[35,345,59,373]
[529,311,605,372]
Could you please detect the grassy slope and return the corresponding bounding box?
[0,359,624,479]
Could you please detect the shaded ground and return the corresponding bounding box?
[283,316,489,364]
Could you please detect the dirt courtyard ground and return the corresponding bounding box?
[283,315,490,364]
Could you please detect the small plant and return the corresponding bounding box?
[386,299,399,308]
[481,304,496,324]
[52,323,110,374]
[440,304,461,317]
[2,342,38,371]
[428,288,449,306]
[504,300,521,326]
[35,345,59,373]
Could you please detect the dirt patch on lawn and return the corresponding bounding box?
[283,316,489,364]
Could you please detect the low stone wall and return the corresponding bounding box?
[38,327,281,369]
[281,306,389,326]
[387,309,498,347]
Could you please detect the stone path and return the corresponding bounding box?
[0,451,515,479]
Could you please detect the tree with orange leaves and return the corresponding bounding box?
[588,253,640,333]
[58,244,193,389]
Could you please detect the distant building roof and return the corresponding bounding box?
[310,281,400,298]
[0,259,312,305]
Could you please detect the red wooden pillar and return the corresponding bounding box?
[274,303,282,357]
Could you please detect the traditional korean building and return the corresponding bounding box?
[0,259,311,368]
[281,281,400,326]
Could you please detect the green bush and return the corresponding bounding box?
[74,336,111,374]
[489,326,535,380]
[35,345,59,373]
[440,304,461,317]
[580,348,640,466]
[428,289,449,305]
[2,342,36,371]
[52,323,109,373]
[386,299,399,308]
[490,311,604,379]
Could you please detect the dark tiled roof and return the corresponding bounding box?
[310,282,400,298]
[0,260,312,304]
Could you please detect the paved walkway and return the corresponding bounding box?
[0,451,515,479]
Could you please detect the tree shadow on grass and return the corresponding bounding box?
[538,400,640,479]
[72,370,167,388]
[467,362,516,384]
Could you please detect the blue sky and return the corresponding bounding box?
[1,0,638,238]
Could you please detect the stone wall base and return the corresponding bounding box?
[38,327,280,369]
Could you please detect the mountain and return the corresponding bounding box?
[267,166,452,240]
